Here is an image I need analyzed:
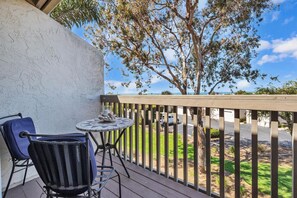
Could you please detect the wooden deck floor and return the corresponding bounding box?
[7,153,209,198]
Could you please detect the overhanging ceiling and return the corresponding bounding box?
[26,0,62,14]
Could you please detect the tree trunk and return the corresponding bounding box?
[197,107,206,173]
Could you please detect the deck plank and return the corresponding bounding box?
[97,152,209,198]
[7,153,210,198]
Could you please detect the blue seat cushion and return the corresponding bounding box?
[3,117,36,160]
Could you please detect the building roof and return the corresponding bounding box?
[26,0,61,14]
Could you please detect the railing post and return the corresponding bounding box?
[271,111,279,198]
[234,109,240,198]
[156,105,161,174]
[173,106,178,182]
[148,104,153,171]
[183,106,188,186]
[135,104,139,166]
[251,110,258,198]
[219,108,225,198]
[193,107,199,190]
[164,105,169,178]
[129,104,133,162]
[123,103,128,161]
[205,108,211,196]
[293,112,297,198]
[141,104,146,168]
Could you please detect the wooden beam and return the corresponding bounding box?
[100,95,297,112]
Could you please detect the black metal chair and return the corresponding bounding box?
[0,113,35,198]
[20,132,121,198]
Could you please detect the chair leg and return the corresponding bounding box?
[3,161,16,198]
[115,170,121,198]
[22,160,29,185]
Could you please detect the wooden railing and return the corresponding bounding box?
[101,95,297,198]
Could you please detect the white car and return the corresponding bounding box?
[160,114,180,127]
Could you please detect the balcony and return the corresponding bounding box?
[7,94,297,197]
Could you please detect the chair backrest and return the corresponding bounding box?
[26,134,97,196]
[0,116,36,160]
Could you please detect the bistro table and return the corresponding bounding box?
[76,117,134,178]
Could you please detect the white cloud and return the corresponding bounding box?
[257,36,297,65]
[151,75,163,84]
[258,40,272,51]
[237,80,251,89]
[257,54,279,65]
[164,49,177,62]
[283,17,294,25]
[271,11,280,22]
[272,36,297,54]
[293,51,297,58]
[271,0,285,4]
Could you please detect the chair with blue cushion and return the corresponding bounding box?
[20,132,121,198]
[0,113,35,198]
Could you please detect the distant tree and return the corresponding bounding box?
[88,0,272,173]
[161,90,173,95]
[50,0,100,28]
[235,90,252,95]
[255,80,297,133]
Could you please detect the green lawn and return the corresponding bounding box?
[120,127,292,197]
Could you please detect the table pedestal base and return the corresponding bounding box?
[89,129,130,178]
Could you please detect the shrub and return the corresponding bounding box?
[210,128,220,138]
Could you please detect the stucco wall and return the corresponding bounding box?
[0,0,104,193]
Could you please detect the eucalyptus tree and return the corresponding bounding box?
[87,0,271,172]
[50,0,100,28]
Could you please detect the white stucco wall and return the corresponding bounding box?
[0,0,104,193]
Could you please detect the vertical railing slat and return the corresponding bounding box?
[113,102,118,156]
[271,111,279,198]
[205,108,211,196]
[293,112,297,198]
[129,104,133,162]
[193,107,199,190]
[164,106,169,178]
[234,109,240,198]
[135,104,139,165]
[118,103,122,157]
[219,108,225,198]
[156,105,161,174]
[149,104,153,171]
[123,103,127,161]
[141,104,146,168]
[251,110,258,198]
[173,106,178,181]
[183,106,188,186]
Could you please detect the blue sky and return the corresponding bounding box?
[72,0,297,94]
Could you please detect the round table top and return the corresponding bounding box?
[76,117,134,132]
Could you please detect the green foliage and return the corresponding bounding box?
[51,0,100,28]
[255,80,297,132]
[228,146,235,155]
[235,90,252,95]
[87,0,272,94]
[161,91,172,95]
[210,128,220,138]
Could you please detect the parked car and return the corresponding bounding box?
[160,114,180,127]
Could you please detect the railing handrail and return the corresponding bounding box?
[101,95,297,112]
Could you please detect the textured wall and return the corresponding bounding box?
[0,0,104,191]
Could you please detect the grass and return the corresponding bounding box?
[211,158,292,197]
[120,126,292,197]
